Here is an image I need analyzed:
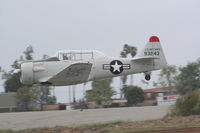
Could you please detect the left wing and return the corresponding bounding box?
[47,62,92,85]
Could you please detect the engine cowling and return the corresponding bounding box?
[20,62,34,85]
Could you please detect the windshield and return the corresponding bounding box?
[53,50,105,61]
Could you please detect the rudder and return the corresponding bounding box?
[138,36,167,70]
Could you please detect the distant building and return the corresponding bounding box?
[0,92,17,112]
[142,86,178,106]
[157,95,179,106]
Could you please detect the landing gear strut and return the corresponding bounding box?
[145,74,151,81]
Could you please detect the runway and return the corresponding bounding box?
[0,105,169,130]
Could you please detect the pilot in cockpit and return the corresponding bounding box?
[58,53,68,60]
[63,54,68,60]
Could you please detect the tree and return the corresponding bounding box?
[120,44,137,98]
[124,86,144,105]
[23,45,34,60]
[176,60,200,94]
[1,59,24,92]
[1,46,57,111]
[85,78,115,105]
[16,87,35,111]
[32,86,56,110]
[1,45,34,92]
[17,86,56,111]
[121,44,137,58]
[154,65,178,88]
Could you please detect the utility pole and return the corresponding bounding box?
[72,85,76,103]
[83,83,86,101]
[52,86,55,96]
[130,75,134,85]
[68,86,71,103]
[120,77,123,99]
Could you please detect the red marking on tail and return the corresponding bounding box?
[149,36,160,42]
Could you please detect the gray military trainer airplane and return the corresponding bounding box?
[19,36,167,86]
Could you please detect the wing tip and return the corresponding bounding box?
[149,36,160,42]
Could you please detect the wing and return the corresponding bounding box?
[131,57,159,63]
[47,62,92,85]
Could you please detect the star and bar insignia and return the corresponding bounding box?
[103,60,130,74]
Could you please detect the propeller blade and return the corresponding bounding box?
[13,69,21,74]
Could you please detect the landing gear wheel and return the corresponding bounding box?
[145,74,151,81]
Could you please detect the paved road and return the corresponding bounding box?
[0,106,169,130]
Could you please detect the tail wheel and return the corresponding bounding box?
[145,74,151,81]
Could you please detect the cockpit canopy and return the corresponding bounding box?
[53,50,106,61]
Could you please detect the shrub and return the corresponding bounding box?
[124,86,144,105]
[170,90,200,116]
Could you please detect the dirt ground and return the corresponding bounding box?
[15,115,200,133]
[19,128,200,133]
[134,128,200,133]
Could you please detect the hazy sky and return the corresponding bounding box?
[0,0,200,103]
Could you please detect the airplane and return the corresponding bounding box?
[19,36,167,86]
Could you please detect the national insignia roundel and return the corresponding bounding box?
[103,60,130,74]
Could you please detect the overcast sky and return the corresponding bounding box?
[0,0,200,103]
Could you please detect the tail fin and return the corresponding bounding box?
[138,36,167,70]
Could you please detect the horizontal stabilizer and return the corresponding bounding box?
[132,56,159,63]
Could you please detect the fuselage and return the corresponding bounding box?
[21,56,157,86]
[20,36,167,86]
